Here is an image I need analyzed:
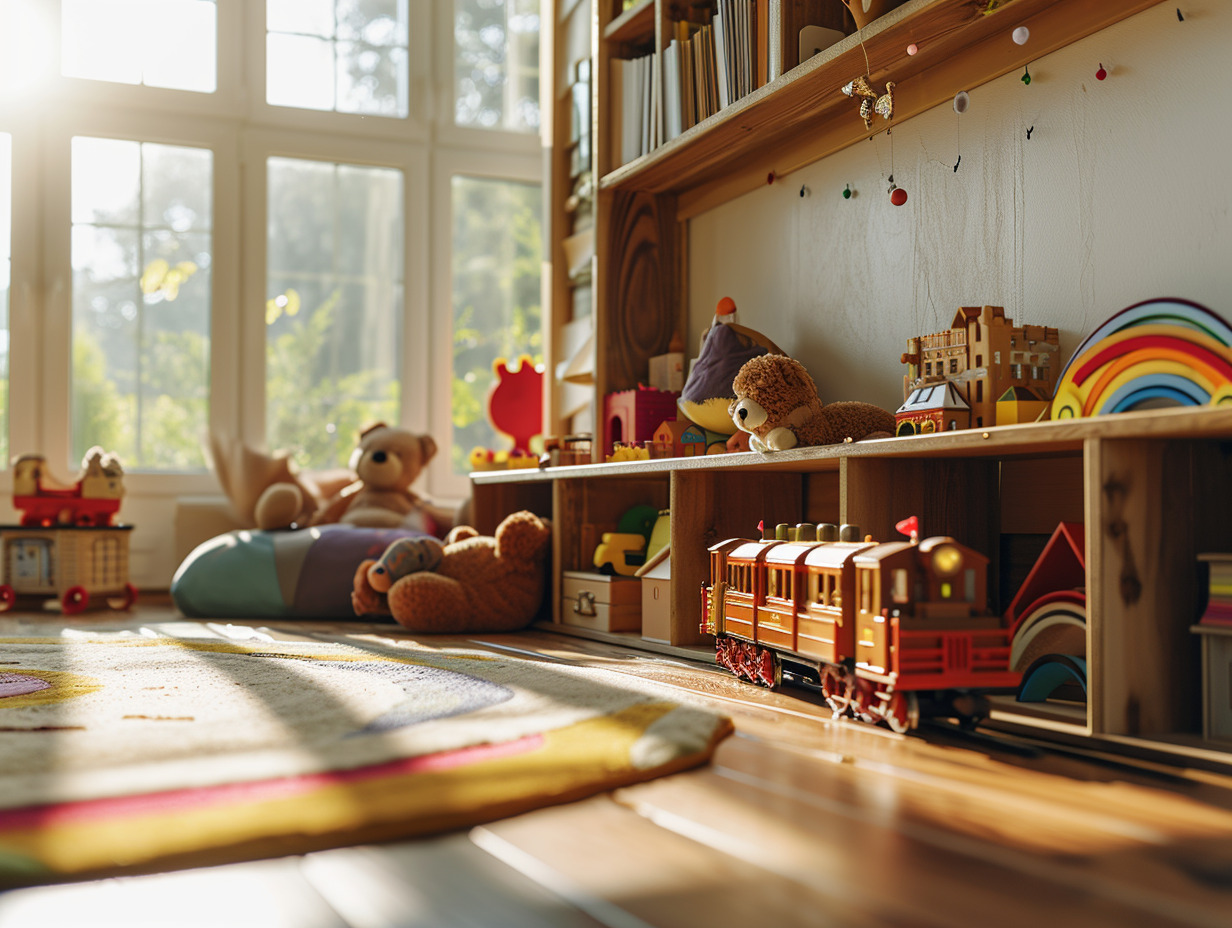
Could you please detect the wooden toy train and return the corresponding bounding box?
[12,448,124,527]
[702,517,1021,731]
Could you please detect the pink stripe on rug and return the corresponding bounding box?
[0,733,545,830]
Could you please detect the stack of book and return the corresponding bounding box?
[611,0,768,167]
[1199,553,1232,626]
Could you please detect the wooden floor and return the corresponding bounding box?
[5,601,1232,927]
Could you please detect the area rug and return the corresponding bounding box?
[0,634,733,886]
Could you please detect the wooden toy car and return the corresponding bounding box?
[0,524,138,615]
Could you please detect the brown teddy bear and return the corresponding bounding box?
[210,423,455,534]
[729,354,895,452]
[313,423,456,532]
[351,510,552,633]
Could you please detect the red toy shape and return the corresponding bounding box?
[488,356,544,454]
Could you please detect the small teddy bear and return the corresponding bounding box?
[313,423,444,532]
[352,510,552,634]
[729,354,895,452]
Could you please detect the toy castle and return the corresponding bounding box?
[899,306,1060,433]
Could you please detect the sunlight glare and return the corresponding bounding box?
[0,1,57,106]
[61,0,217,93]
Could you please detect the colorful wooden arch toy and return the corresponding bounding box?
[1051,298,1232,419]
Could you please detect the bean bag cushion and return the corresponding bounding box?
[172,525,429,619]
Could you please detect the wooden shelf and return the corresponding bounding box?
[599,0,1168,219]
[473,405,1232,488]
[604,0,656,44]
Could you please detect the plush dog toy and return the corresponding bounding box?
[352,510,552,633]
[730,354,895,452]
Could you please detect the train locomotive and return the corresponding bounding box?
[701,517,1021,731]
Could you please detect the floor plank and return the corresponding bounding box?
[301,837,610,928]
[8,604,1232,926]
[0,856,349,928]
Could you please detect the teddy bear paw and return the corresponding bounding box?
[762,427,799,452]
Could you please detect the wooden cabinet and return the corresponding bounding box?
[474,406,1232,765]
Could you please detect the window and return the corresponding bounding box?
[454,0,539,131]
[266,0,409,116]
[266,157,403,468]
[891,568,909,604]
[449,175,541,473]
[62,0,218,92]
[71,137,213,470]
[2,1,541,588]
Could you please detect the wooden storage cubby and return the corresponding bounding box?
[473,407,1232,765]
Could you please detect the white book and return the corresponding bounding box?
[713,5,729,110]
[640,53,651,155]
[621,57,640,165]
[609,56,624,168]
[650,49,661,151]
[664,40,681,141]
[735,0,746,100]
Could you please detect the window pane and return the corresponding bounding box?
[71,137,213,471]
[454,0,540,132]
[0,133,9,468]
[266,0,409,118]
[451,175,541,473]
[266,157,403,470]
[61,0,217,93]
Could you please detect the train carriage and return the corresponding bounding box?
[799,540,874,665]
[704,520,1021,731]
[708,538,782,686]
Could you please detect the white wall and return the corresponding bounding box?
[689,3,1232,414]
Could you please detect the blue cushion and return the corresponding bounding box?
[171,525,428,619]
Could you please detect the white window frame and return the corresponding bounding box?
[429,145,543,500]
[0,0,543,586]
[239,129,432,449]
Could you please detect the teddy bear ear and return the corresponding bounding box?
[418,435,438,463]
[358,421,389,441]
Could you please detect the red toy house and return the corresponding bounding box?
[604,387,679,456]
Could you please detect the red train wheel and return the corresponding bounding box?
[820,665,852,717]
[756,648,781,689]
[61,586,89,615]
[883,691,919,733]
[851,678,879,723]
[0,585,15,613]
